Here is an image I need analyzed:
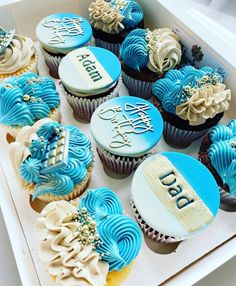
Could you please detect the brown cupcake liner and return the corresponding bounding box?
[1,107,61,141]
[0,54,38,82]
[60,77,122,121]
[25,164,93,203]
[96,144,156,175]
[94,38,120,57]
[41,48,63,79]
[199,135,236,206]
[130,199,182,244]
[122,71,154,99]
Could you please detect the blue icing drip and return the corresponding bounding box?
[58,158,87,185]
[20,158,41,183]
[152,65,224,114]
[120,28,148,71]
[29,139,47,160]
[33,174,74,199]
[79,188,122,223]
[208,119,236,195]
[37,121,61,139]
[0,73,60,127]
[96,215,142,272]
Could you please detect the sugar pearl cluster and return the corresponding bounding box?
[146,28,161,52]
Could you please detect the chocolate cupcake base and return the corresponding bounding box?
[130,200,182,244]
[199,135,236,206]
[41,48,63,79]
[94,38,121,57]
[153,98,224,148]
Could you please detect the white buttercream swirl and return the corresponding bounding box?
[146,28,181,73]
[89,0,124,34]
[36,201,109,286]
[176,83,231,126]
[0,35,35,74]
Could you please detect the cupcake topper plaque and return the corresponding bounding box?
[0,26,15,54]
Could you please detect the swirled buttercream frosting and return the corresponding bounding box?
[89,0,143,34]
[36,201,109,286]
[9,119,93,199]
[152,65,231,125]
[120,28,181,72]
[208,119,236,196]
[0,33,35,74]
[36,188,142,283]
[0,73,60,127]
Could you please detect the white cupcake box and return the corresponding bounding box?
[0,1,236,286]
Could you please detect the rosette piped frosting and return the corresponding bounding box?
[9,119,93,199]
[120,28,181,72]
[152,66,231,125]
[0,73,60,127]
[208,119,236,196]
[89,0,143,34]
[36,188,142,284]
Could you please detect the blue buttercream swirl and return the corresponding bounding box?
[96,215,142,271]
[120,28,148,71]
[208,119,236,195]
[152,65,223,115]
[0,72,60,127]
[20,121,93,199]
[20,157,41,183]
[79,188,123,223]
[112,0,144,29]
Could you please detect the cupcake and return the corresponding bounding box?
[0,72,60,139]
[0,26,37,82]
[36,13,92,79]
[59,46,122,121]
[199,119,236,206]
[131,152,220,243]
[36,187,142,285]
[152,65,231,148]
[89,0,144,56]
[90,96,163,174]
[9,119,94,202]
[120,28,182,99]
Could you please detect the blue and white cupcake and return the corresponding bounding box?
[9,119,94,202]
[36,187,142,285]
[152,65,231,148]
[0,73,60,139]
[89,0,144,56]
[131,152,220,243]
[59,46,122,121]
[120,28,182,98]
[36,13,92,78]
[199,119,236,206]
[90,96,163,174]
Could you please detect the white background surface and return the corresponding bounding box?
[0,207,235,286]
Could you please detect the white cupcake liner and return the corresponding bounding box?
[96,144,154,175]
[130,199,182,244]
[163,121,209,148]
[25,164,93,203]
[60,77,122,121]
[1,106,61,141]
[219,187,236,206]
[94,38,120,56]
[41,48,63,79]
[122,71,154,99]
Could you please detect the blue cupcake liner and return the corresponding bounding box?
[94,38,120,57]
[122,71,154,99]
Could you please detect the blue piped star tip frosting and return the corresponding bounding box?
[0,26,15,54]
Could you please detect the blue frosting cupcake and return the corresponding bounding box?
[9,119,93,202]
[36,188,142,285]
[0,72,60,139]
[89,0,144,56]
[199,119,236,206]
[120,28,182,98]
[36,13,93,78]
[152,65,231,148]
